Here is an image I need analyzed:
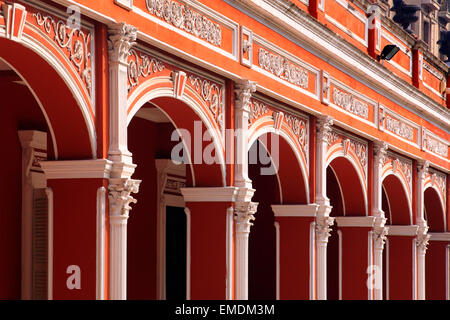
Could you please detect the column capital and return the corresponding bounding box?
[234,79,256,112]
[315,216,334,243]
[417,159,430,180]
[108,22,138,64]
[108,178,141,219]
[416,225,431,252]
[373,140,388,163]
[235,201,258,234]
[373,216,389,248]
[316,115,334,143]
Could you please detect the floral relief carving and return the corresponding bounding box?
[422,131,448,157]
[145,0,222,46]
[327,130,368,175]
[127,49,165,92]
[188,75,224,134]
[332,88,369,120]
[385,115,414,141]
[258,48,309,89]
[249,99,270,124]
[33,12,92,98]
[383,154,412,189]
[284,114,308,155]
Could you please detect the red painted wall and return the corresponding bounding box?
[387,236,414,299]
[277,216,314,299]
[426,241,448,300]
[49,178,101,299]
[0,79,47,299]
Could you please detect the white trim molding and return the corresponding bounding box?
[428,232,450,241]
[96,187,106,300]
[387,225,419,236]
[334,216,376,227]
[40,159,113,179]
[271,204,318,217]
[181,187,239,202]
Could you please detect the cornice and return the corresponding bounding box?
[41,159,113,179]
[233,0,450,129]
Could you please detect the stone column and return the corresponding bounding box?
[372,140,389,300]
[416,159,430,300]
[108,22,137,174]
[234,201,258,300]
[108,178,141,300]
[315,115,334,300]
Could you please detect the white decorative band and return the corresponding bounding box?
[271,204,318,217]
[387,225,419,236]
[428,233,450,242]
[181,187,239,202]
[334,216,376,227]
[41,159,113,179]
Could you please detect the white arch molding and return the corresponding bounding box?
[0,28,98,159]
[248,124,310,204]
[423,184,446,231]
[326,146,368,215]
[127,77,227,187]
[381,171,413,225]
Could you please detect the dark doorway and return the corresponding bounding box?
[165,206,186,300]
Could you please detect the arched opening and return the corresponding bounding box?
[424,187,447,300]
[127,97,224,300]
[424,187,445,232]
[0,35,95,299]
[381,174,413,300]
[326,156,366,300]
[248,131,308,300]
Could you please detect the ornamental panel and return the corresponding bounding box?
[381,152,413,200]
[425,169,447,210]
[29,7,94,103]
[421,127,449,159]
[326,128,368,184]
[127,47,225,143]
[378,105,421,147]
[248,97,309,170]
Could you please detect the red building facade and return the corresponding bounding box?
[0,0,448,300]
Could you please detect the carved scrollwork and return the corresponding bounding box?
[332,88,369,120]
[258,48,309,89]
[284,114,308,154]
[145,0,222,46]
[127,49,165,92]
[315,216,334,243]
[385,115,414,141]
[249,99,269,124]
[189,75,225,133]
[33,12,92,97]
[108,178,141,218]
[235,201,258,234]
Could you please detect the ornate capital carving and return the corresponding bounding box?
[235,201,258,234]
[417,159,430,181]
[315,216,334,243]
[373,215,389,249]
[235,80,256,112]
[108,178,141,218]
[108,22,138,64]
[316,115,334,143]
[416,225,430,252]
[373,140,388,165]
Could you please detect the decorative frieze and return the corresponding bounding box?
[332,88,369,120]
[127,49,165,92]
[258,48,309,89]
[33,11,93,97]
[248,98,309,160]
[383,153,412,190]
[422,128,448,158]
[145,0,222,46]
[385,115,414,141]
[327,129,368,177]
[188,75,225,134]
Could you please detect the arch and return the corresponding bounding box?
[424,186,446,232]
[0,11,96,159]
[127,77,225,187]
[382,174,412,225]
[327,156,367,215]
[249,128,309,204]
